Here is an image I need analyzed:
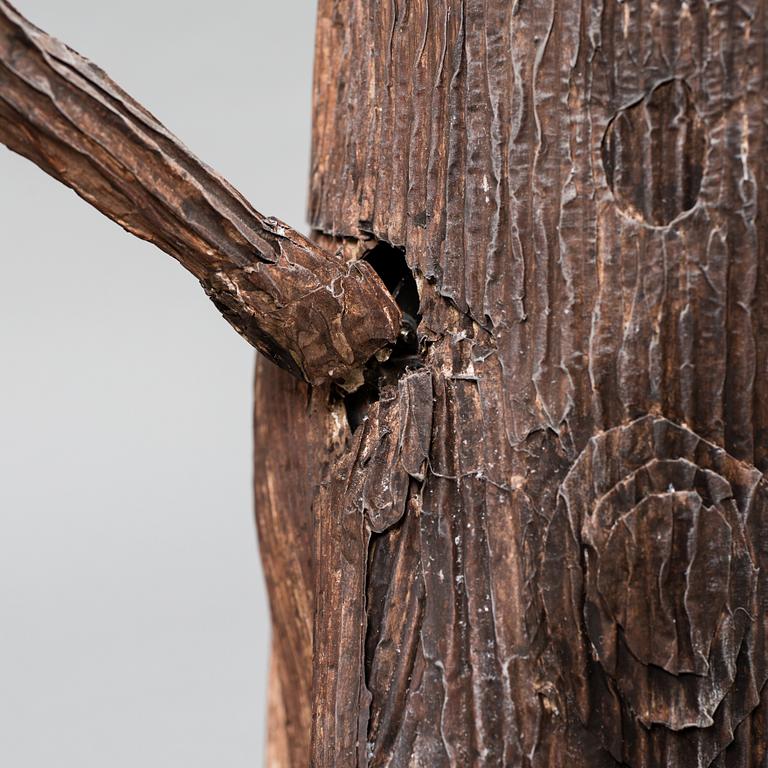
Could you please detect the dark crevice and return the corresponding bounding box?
[364,242,422,366]
[339,242,424,433]
[364,244,420,325]
[363,482,426,760]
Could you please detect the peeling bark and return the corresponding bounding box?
[0,1,400,386]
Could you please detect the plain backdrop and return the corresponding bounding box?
[0,1,316,765]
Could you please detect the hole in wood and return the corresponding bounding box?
[341,242,422,433]
[363,242,421,351]
[602,79,707,227]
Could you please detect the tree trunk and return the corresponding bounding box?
[255,1,768,767]
[3,0,767,765]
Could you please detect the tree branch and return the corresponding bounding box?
[0,1,400,386]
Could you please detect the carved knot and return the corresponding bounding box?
[542,416,768,766]
[602,79,707,227]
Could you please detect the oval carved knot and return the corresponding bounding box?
[602,79,707,226]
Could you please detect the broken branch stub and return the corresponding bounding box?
[0,1,400,385]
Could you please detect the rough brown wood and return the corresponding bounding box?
[254,0,768,766]
[3,0,767,765]
[0,0,400,387]
[253,358,343,767]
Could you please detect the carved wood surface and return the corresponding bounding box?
[255,0,768,766]
[2,0,766,765]
[0,1,400,386]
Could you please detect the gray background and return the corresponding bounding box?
[0,1,316,764]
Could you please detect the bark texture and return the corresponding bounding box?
[0,1,400,386]
[2,0,766,764]
[254,0,768,766]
